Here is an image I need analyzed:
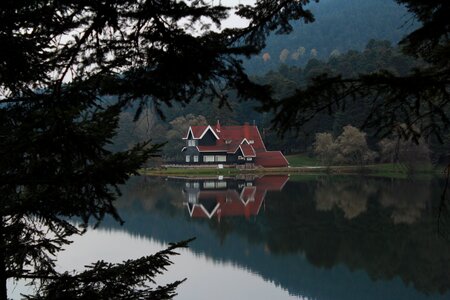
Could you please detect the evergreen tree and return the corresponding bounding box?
[0,0,316,298]
[265,1,450,144]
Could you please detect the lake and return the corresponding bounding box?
[9,174,450,299]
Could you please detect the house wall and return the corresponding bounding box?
[183,148,252,165]
[184,147,227,164]
[184,130,254,165]
[184,147,199,156]
[200,152,228,164]
[227,148,253,164]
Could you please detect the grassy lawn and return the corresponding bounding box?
[286,153,319,167]
[140,156,445,178]
[140,167,292,176]
[140,167,240,176]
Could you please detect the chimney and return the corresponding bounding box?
[216,120,221,132]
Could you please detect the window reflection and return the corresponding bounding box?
[181,175,289,219]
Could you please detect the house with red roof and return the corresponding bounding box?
[182,121,289,168]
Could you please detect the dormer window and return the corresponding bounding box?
[187,140,197,147]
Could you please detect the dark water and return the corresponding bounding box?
[109,175,450,300]
[11,175,450,299]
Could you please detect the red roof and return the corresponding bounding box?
[185,175,289,219]
[255,151,289,168]
[187,187,264,219]
[240,186,256,203]
[197,146,228,152]
[184,126,208,139]
[184,123,288,167]
[240,143,256,157]
[254,175,289,190]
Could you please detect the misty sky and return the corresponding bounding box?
[221,0,256,28]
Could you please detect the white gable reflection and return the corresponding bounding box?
[176,175,289,220]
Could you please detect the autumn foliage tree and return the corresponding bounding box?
[314,125,377,166]
[313,132,336,165]
[335,125,378,165]
[378,137,431,164]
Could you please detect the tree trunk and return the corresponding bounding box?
[0,217,7,300]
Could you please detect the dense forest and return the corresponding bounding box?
[114,40,450,164]
[244,0,418,74]
[108,0,448,166]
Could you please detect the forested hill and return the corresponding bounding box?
[245,0,417,74]
[112,39,450,164]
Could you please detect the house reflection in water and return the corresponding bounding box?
[181,175,289,220]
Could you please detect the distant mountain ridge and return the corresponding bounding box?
[245,0,417,74]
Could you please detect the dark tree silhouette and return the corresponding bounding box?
[0,0,315,299]
[263,1,449,142]
[1,0,448,299]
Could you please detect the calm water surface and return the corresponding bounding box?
[9,175,450,299]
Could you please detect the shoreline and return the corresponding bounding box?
[140,163,444,179]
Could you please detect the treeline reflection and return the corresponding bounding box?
[113,175,449,298]
[314,177,432,224]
